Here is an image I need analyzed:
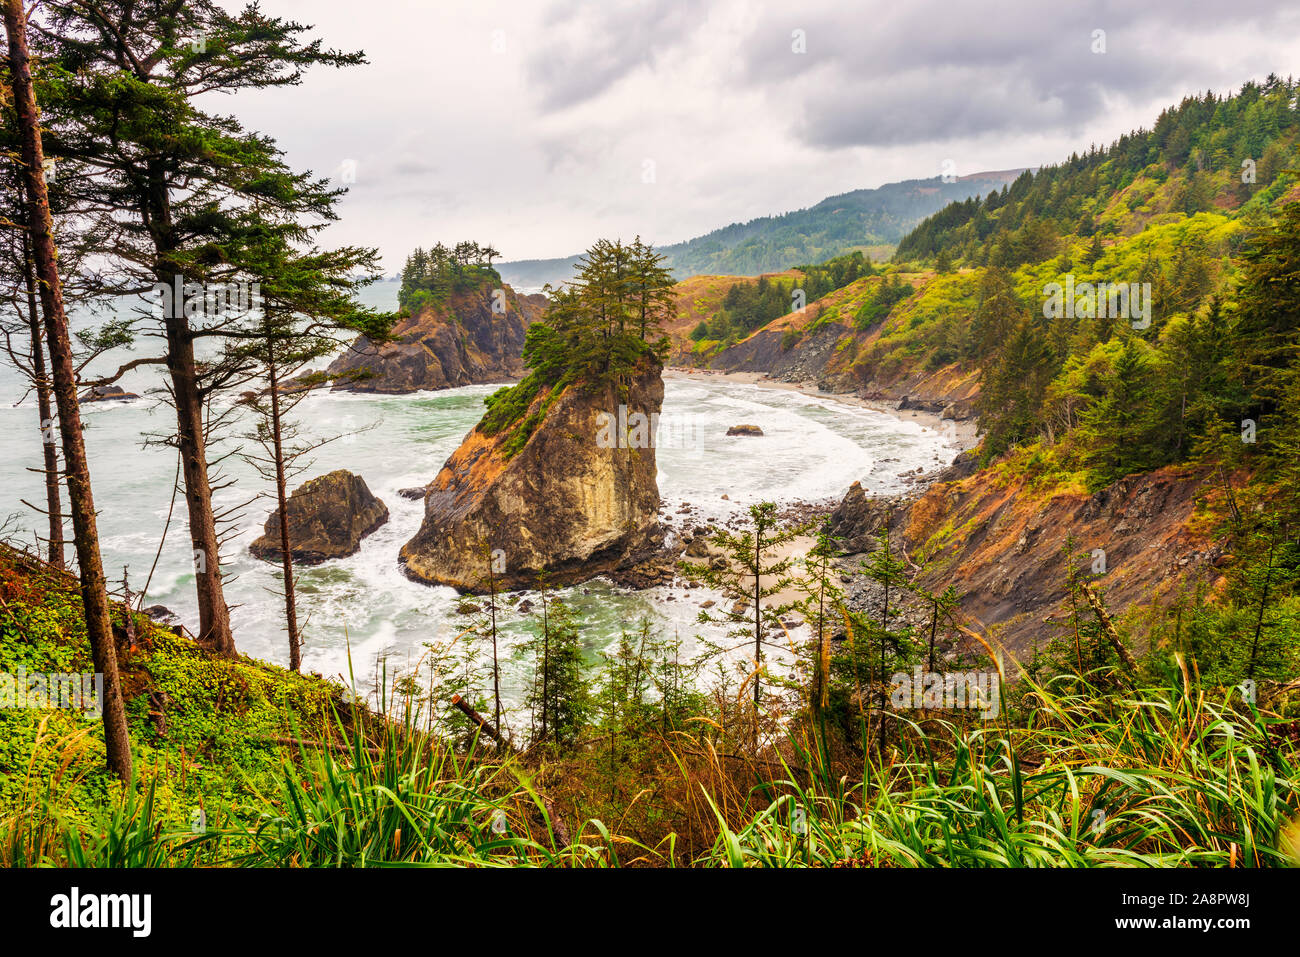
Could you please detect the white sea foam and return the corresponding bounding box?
[0,361,955,717]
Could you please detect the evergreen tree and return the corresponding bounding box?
[680,502,806,752]
[30,0,369,656]
[518,589,593,751]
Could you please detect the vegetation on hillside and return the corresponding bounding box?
[397,241,502,314]
[478,237,673,456]
[689,251,873,348]
[499,172,1020,287]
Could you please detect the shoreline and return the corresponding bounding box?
[663,366,980,453]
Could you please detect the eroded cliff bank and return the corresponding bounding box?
[829,461,1227,660]
[327,283,546,393]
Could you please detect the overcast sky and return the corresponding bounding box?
[223,0,1300,271]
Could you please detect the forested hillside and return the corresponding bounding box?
[497,170,1022,289]
[697,75,1300,690]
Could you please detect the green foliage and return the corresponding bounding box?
[517,592,595,751]
[398,241,502,314]
[475,237,673,454]
[852,273,914,330]
[700,682,1300,867]
[897,77,1300,266]
[699,252,874,347]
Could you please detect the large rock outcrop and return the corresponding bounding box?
[830,463,1224,659]
[327,284,547,393]
[399,361,665,591]
[250,470,389,565]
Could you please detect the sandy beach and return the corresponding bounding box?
[664,367,980,452]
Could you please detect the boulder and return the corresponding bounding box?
[79,384,139,403]
[250,470,389,565]
[828,481,896,554]
[143,604,177,623]
[726,424,764,436]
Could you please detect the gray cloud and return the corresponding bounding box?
[524,0,700,110]
[226,0,1300,266]
[735,0,1300,147]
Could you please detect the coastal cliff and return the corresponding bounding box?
[327,282,546,393]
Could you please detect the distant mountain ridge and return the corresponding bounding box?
[497,169,1025,289]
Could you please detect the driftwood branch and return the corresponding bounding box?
[1081,582,1138,674]
[451,693,511,749]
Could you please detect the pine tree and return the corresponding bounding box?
[518,590,593,751]
[858,515,916,752]
[794,524,845,726]
[234,239,392,672]
[33,1,369,656]
[681,502,806,752]
[2,0,131,779]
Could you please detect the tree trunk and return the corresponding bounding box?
[878,517,890,755]
[267,355,301,671]
[487,554,502,741]
[21,230,64,568]
[4,0,131,780]
[752,528,762,753]
[928,597,938,673]
[162,289,236,656]
[142,164,236,657]
[540,589,550,742]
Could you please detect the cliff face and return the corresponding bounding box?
[830,463,1226,659]
[327,284,547,393]
[700,273,979,413]
[399,360,665,592]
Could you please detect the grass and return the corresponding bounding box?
[5,670,1296,867]
[3,541,1298,868]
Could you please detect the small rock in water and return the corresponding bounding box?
[726,424,764,437]
[143,604,177,623]
[79,384,139,403]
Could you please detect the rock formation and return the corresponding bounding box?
[250,470,389,565]
[326,283,546,393]
[830,462,1221,658]
[399,360,665,591]
[79,384,139,402]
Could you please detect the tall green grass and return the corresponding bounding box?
[697,674,1300,867]
[6,672,1297,868]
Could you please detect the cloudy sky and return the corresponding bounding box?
[223,0,1300,271]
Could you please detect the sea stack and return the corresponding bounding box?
[327,282,546,393]
[399,358,664,592]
